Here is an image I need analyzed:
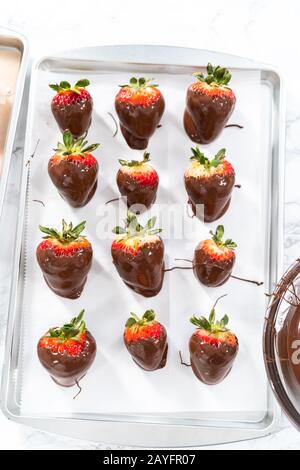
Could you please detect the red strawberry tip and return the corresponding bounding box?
[193,63,232,87]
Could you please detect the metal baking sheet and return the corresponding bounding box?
[0,28,28,216]
[0,45,285,447]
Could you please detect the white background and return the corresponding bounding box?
[1,0,300,450]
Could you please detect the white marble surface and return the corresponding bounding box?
[1,0,300,450]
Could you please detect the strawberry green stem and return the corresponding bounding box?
[190,296,230,333]
[39,219,86,244]
[112,210,162,239]
[119,77,159,89]
[119,151,150,167]
[49,79,90,94]
[48,309,86,341]
[54,130,99,156]
[210,225,237,250]
[193,63,232,87]
[125,309,156,328]
[190,146,226,169]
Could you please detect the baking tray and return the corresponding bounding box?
[0,27,28,216]
[0,45,285,447]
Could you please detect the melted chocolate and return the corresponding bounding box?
[184,88,235,144]
[111,239,164,297]
[125,327,168,371]
[193,243,235,287]
[51,98,93,138]
[37,331,96,387]
[276,304,300,400]
[48,159,98,208]
[117,170,158,211]
[185,171,235,222]
[115,96,165,150]
[189,333,238,385]
[36,246,93,299]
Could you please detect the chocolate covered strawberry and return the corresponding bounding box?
[193,225,236,287]
[48,131,99,208]
[189,300,238,385]
[184,64,236,144]
[36,220,92,299]
[124,309,168,371]
[115,77,165,150]
[111,211,164,297]
[184,147,235,222]
[49,79,92,138]
[117,151,159,211]
[37,309,96,387]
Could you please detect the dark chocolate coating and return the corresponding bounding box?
[37,331,96,387]
[276,304,300,400]
[184,171,235,222]
[125,326,168,371]
[117,170,158,211]
[189,333,238,385]
[48,159,98,208]
[193,243,235,287]
[184,87,235,144]
[36,245,93,299]
[115,96,165,150]
[111,239,164,297]
[51,98,93,138]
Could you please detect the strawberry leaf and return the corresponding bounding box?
[122,77,159,90]
[145,216,156,230]
[59,81,71,90]
[49,83,60,91]
[143,309,155,322]
[112,210,162,240]
[48,310,86,340]
[118,151,151,168]
[190,146,226,170]
[193,63,232,87]
[125,317,137,328]
[39,220,86,244]
[55,130,99,157]
[126,310,157,328]
[208,308,216,325]
[75,79,90,88]
[112,226,126,234]
[190,297,231,334]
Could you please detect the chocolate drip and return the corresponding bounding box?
[37,331,96,387]
[193,245,235,287]
[184,88,235,144]
[48,159,98,208]
[189,334,238,385]
[112,240,164,297]
[115,96,165,150]
[36,246,93,299]
[51,98,93,138]
[185,171,235,222]
[276,304,300,400]
[125,327,168,371]
[117,170,158,210]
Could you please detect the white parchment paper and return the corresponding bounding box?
[19,63,267,421]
